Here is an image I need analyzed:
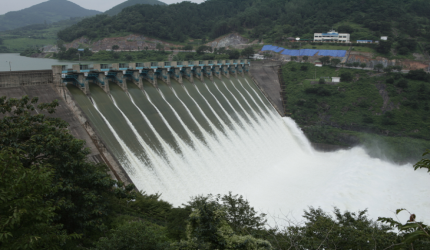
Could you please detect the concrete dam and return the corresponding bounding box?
[1,59,430,224]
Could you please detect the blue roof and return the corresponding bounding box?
[262,45,346,57]
[322,33,339,36]
[357,40,373,42]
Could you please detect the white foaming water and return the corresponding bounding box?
[102,82,430,225]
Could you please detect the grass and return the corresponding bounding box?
[3,37,57,52]
[283,62,430,163]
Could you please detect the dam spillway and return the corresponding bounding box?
[66,71,430,224]
[2,61,429,224]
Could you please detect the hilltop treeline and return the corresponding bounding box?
[58,0,430,47]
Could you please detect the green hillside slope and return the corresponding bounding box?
[282,62,430,163]
[0,0,100,31]
[105,0,166,16]
[58,0,430,50]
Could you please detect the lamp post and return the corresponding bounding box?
[6,61,11,71]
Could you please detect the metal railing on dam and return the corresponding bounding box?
[52,60,251,95]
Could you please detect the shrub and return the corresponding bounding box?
[386,78,395,84]
[397,79,409,89]
[340,72,353,82]
[305,86,331,96]
[406,69,429,81]
[397,47,409,55]
[394,73,403,80]
[94,221,170,250]
[381,111,396,125]
[296,99,306,106]
[362,115,374,124]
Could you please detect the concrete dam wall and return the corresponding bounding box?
[0,59,272,188]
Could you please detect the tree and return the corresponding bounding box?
[360,63,367,69]
[330,58,341,67]
[156,43,164,51]
[397,79,409,89]
[112,45,119,51]
[0,96,135,240]
[319,78,325,84]
[378,150,430,248]
[337,24,354,34]
[386,78,395,84]
[406,69,429,81]
[94,221,170,250]
[340,72,353,82]
[174,194,272,250]
[183,45,193,51]
[383,66,393,74]
[302,55,309,62]
[0,148,80,249]
[241,47,254,59]
[320,56,330,65]
[197,45,210,55]
[374,63,384,72]
[376,40,392,54]
[300,65,308,71]
[275,207,397,250]
[398,47,409,55]
[353,62,360,67]
[228,49,240,59]
[291,56,298,61]
[393,65,403,72]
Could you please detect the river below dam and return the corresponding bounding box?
[66,74,430,225]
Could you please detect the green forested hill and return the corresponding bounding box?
[58,0,430,47]
[0,0,100,31]
[104,0,167,16]
[282,62,430,163]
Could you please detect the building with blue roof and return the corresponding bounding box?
[314,30,350,43]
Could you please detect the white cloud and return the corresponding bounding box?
[1,0,205,15]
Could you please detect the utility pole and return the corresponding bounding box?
[6,61,11,71]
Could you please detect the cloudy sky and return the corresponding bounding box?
[1,0,205,15]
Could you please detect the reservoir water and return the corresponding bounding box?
[2,53,429,224]
[0,53,102,71]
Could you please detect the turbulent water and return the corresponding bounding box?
[68,75,430,224]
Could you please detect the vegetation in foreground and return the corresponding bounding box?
[1,95,430,249]
[282,61,430,163]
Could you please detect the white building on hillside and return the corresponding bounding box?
[314,30,350,43]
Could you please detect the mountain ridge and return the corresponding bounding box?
[0,0,101,31]
[104,0,167,16]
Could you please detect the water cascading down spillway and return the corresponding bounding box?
[67,72,430,224]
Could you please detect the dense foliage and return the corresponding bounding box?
[282,62,430,163]
[58,0,430,49]
[0,96,135,248]
[0,0,100,31]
